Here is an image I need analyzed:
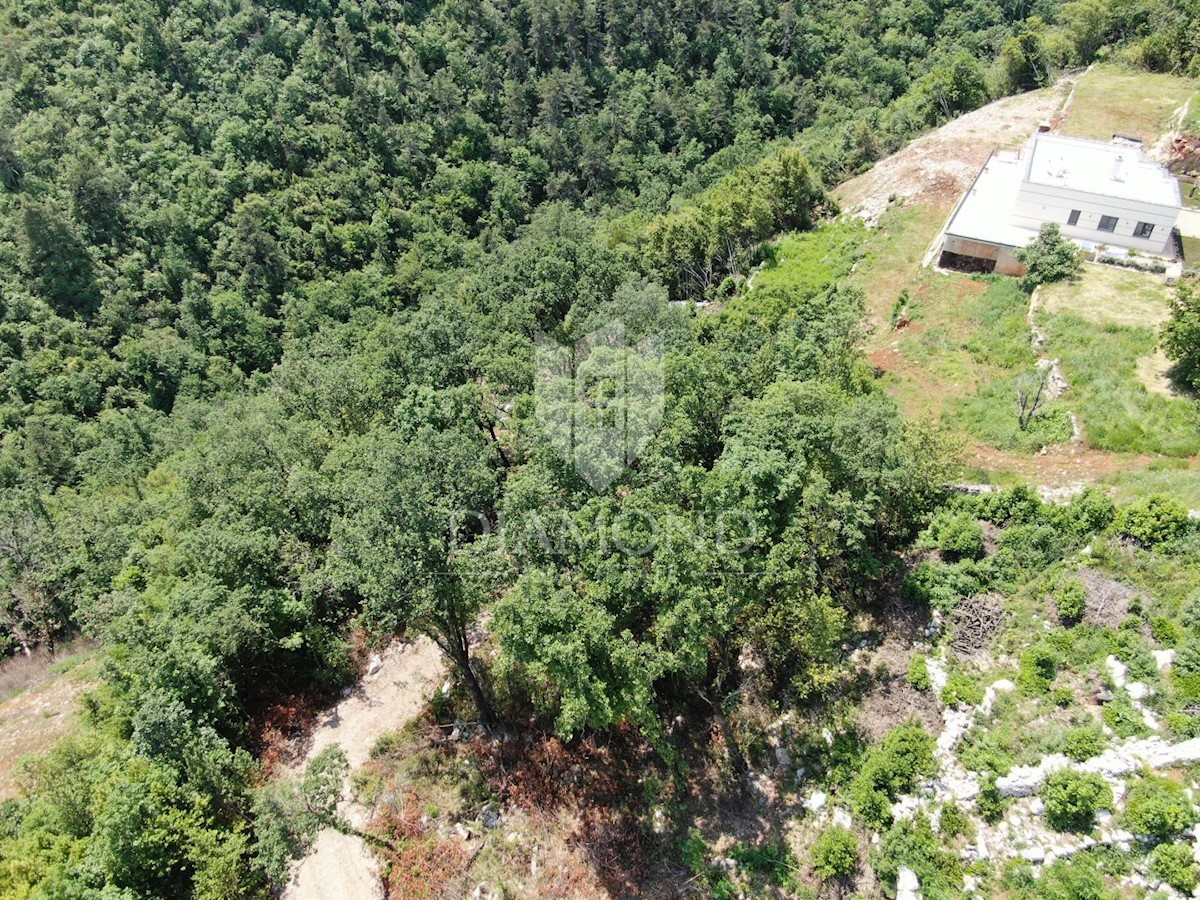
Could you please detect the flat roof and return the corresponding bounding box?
[945,151,1039,248]
[1025,133,1180,208]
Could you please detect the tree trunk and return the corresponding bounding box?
[448,640,497,730]
[698,686,748,783]
[714,704,749,782]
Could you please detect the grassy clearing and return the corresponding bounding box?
[1105,462,1200,509]
[1034,264,1200,459]
[1181,234,1200,264]
[1185,90,1200,133]
[1040,265,1171,328]
[754,221,865,295]
[1180,178,1200,211]
[848,201,949,330]
[0,648,98,800]
[1060,65,1195,144]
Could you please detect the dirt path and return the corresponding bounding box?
[283,637,446,900]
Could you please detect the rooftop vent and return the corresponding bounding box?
[1111,154,1126,182]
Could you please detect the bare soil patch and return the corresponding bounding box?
[0,661,95,800]
[282,637,446,900]
[857,673,941,743]
[837,79,1073,225]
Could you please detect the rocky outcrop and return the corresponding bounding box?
[996,737,1200,797]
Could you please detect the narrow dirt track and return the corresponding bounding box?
[282,637,446,900]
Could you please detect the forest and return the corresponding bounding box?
[0,0,1199,896]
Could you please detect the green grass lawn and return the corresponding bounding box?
[1037,268,1200,457]
[1060,65,1195,144]
[1105,462,1200,509]
[1043,312,1200,456]
[1180,178,1200,211]
[1185,89,1200,133]
[1181,234,1200,264]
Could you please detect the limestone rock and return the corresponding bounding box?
[897,866,921,900]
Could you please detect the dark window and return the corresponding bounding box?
[1098,215,1118,233]
[1134,221,1155,239]
[1067,209,1081,226]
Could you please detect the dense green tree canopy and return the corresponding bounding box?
[0,0,1197,895]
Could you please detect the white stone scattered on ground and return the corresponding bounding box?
[891,795,922,822]
[897,866,921,900]
[1153,649,1175,670]
[805,790,828,814]
[1126,681,1152,701]
[926,655,949,694]
[1107,655,1127,688]
[1106,655,1162,731]
[997,737,1200,797]
[284,638,446,900]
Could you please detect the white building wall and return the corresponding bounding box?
[1013,182,1177,255]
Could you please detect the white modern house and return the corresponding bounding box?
[940,131,1181,275]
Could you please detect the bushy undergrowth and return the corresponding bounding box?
[848,722,936,829]
[1039,770,1111,832]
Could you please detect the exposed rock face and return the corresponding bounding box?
[996,737,1200,796]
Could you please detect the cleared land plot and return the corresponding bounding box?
[1039,265,1172,328]
[836,79,1071,227]
[1038,267,1200,457]
[1058,65,1195,144]
[0,647,97,800]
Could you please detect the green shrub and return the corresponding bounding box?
[1112,494,1192,546]
[1176,636,1200,678]
[811,826,858,880]
[907,655,931,691]
[978,484,1043,526]
[1063,487,1116,537]
[1014,222,1082,292]
[1182,593,1200,632]
[920,510,985,561]
[990,524,1066,589]
[1033,855,1108,900]
[679,827,708,875]
[1149,615,1181,645]
[1121,776,1196,840]
[1061,725,1106,762]
[728,840,799,890]
[1039,770,1111,832]
[976,775,1009,824]
[940,673,984,708]
[939,803,974,840]
[1050,687,1074,707]
[1017,645,1058,695]
[1102,695,1150,738]
[1149,841,1199,893]
[871,813,961,899]
[902,559,990,612]
[848,721,936,829]
[1112,631,1158,682]
[1054,579,1086,624]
